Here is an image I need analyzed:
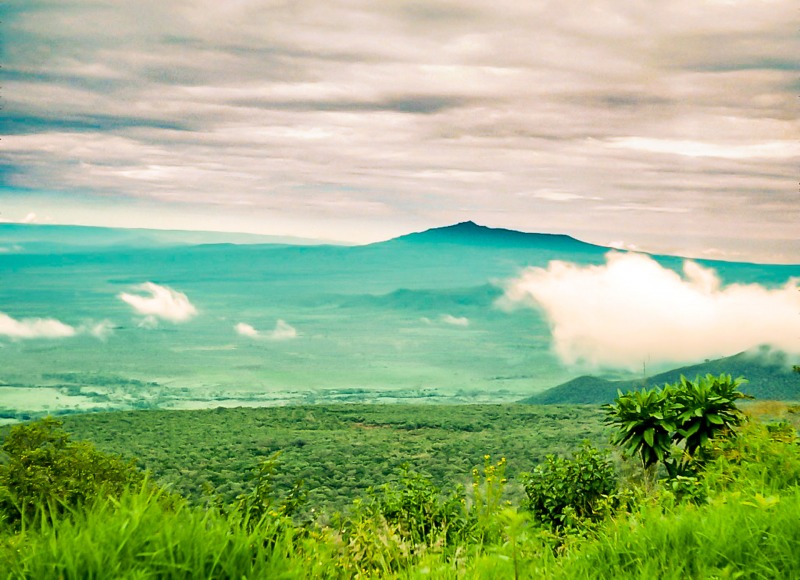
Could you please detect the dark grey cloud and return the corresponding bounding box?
[1,114,190,135]
[232,95,470,114]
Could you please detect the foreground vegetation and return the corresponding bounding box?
[2,376,800,578]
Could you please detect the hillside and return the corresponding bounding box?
[520,350,800,404]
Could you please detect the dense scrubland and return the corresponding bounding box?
[58,404,608,511]
[2,375,800,578]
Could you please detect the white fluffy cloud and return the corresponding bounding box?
[0,313,118,341]
[234,322,260,338]
[119,282,197,324]
[0,312,77,339]
[503,252,800,369]
[441,314,469,327]
[235,320,298,341]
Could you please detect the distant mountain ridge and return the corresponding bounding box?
[387,221,604,250]
[520,350,800,404]
[0,223,335,253]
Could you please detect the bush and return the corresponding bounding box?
[0,417,144,526]
[521,442,616,530]
[604,374,749,478]
[364,465,471,546]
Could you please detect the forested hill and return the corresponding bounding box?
[520,350,800,405]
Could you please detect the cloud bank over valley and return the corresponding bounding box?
[503,253,800,370]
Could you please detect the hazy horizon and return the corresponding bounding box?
[1,220,799,266]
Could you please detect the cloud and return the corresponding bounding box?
[0,312,77,339]
[119,282,197,323]
[607,240,641,252]
[84,319,114,341]
[234,322,260,338]
[531,190,600,203]
[270,320,299,340]
[235,320,298,341]
[0,312,117,341]
[138,316,160,329]
[502,252,800,370]
[441,314,469,327]
[2,0,798,261]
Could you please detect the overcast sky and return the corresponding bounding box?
[2,0,798,262]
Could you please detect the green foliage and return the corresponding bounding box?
[0,417,143,527]
[365,466,470,546]
[50,404,608,513]
[603,387,674,469]
[470,456,509,526]
[234,452,307,527]
[604,374,749,477]
[765,420,797,444]
[558,488,800,579]
[521,443,617,530]
[3,406,800,578]
[703,421,800,494]
[671,374,750,457]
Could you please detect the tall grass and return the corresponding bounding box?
[2,418,800,578]
[3,487,306,579]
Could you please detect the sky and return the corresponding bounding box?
[2,0,798,263]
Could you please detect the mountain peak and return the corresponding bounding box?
[390,221,598,249]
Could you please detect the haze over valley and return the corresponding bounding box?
[1,221,797,420]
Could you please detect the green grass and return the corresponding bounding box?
[4,460,800,578]
[2,411,800,578]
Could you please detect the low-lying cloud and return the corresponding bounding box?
[234,322,260,338]
[119,282,197,324]
[503,252,800,370]
[0,312,77,339]
[235,320,298,341]
[85,320,114,341]
[441,314,470,327]
[0,312,117,341]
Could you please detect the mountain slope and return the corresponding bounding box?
[520,350,800,404]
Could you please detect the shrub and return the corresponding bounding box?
[521,442,616,530]
[604,374,749,478]
[0,417,144,526]
[364,465,471,546]
[234,452,307,525]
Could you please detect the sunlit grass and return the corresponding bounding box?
[3,413,800,578]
